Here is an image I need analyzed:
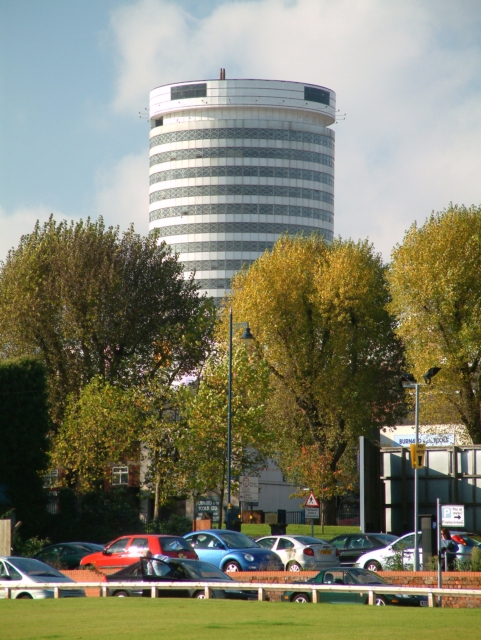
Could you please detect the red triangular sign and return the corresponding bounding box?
[304,491,320,508]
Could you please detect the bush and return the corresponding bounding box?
[145,515,192,536]
[12,535,50,557]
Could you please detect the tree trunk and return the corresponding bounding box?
[321,496,337,526]
[153,477,160,521]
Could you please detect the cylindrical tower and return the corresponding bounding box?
[149,77,336,304]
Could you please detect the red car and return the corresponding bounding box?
[79,535,197,571]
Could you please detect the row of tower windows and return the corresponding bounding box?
[156,222,331,238]
[183,259,255,272]
[150,146,334,168]
[149,165,334,186]
[150,127,334,149]
[149,203,333,223]
[150,184,334,205]
[164,233,333,254]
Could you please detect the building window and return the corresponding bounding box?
[43,470,59,489]
[171,83,207,100]
[304,86,330,106]
[151,117,163,129]
[112,466,129,486]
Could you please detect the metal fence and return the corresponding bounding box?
[5,580,480,607]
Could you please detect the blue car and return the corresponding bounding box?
[184,530,283,572]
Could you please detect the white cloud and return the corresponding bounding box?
[108,0,481,260]
[94,152,149,235]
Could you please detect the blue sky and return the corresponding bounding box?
[1,0,480,262]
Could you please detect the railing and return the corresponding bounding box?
[285,510,305,525]
[5,581,481,607]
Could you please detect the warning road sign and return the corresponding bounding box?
[304,491,320,508]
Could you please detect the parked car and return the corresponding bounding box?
[329,533,398,566]
[281,567,428,606]
[183,530,283,572]
[0,556,85,599]
[357,530,481,571]
[256,535,340,572]
[33,542,104,569]
[79,534,197,571]
[105,556,257,599]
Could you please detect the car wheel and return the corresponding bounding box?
[194,591,206,599]
[375,596,387,606]
[114,590,130,597]
[292,593,310,603]
[223,561,241,572]
[364,560,382,572]
[287,561,302,572]
[17,593,33,599]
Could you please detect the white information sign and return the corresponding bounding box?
[305,507,320,519]
[441,505,465,527]
[239,476,259,501]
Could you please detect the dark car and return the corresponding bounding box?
[79,535,197,571]
[105,557,257,600]
[329,534,398,566]
[184,530,283,572]
[281,567,428,606]
[33,543,105,570]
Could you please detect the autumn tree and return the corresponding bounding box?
[388,204,481,443]
[183,344,271,525]
[0,216,215,425]
[52,377,143,491]
[226,234,406,522]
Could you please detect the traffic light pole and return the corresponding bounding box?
[414,383,420,572]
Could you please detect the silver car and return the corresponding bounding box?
[256,535,340,572]
[0,556,85,599]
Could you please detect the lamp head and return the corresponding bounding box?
[240,326,255,345]
[423,367,441,384]
[400,372,417,388]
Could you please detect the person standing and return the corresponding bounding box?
[440,528,459,571]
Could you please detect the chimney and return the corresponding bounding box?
[219,68,226,80]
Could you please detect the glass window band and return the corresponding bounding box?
[154,222,332,238]
[150,165,334,186]
[149,184,334,205]
[149,146,334,168]
[150,127,334,149]
[150,203,333,223]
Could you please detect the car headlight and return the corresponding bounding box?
[244,554,255,562]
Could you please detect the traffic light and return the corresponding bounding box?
[410,443,426,469]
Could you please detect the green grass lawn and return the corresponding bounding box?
[2,599,480,640]
[240,523,360,539]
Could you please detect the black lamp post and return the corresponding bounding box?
[401,367,440,570]
[226,307,254,530]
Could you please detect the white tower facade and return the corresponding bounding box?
[149,77,336,304]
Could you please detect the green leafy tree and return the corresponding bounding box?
[135,381,192,521]
[183,345,272,525]
[0,358,50,535]
[388,204,481,443]
[0,216,215,425]
[52,378,142,491]
[226,234,406,522]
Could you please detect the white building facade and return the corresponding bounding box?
[149,77,336,304]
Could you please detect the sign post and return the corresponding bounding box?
[239,476,259,503]
[304,491,320,537]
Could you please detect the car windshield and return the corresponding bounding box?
[218,532,259,549]
[185,562,231,580]
[292,536,328,545]
[9,558,65,578]
[161,537,194,552]
[350,570,388,585]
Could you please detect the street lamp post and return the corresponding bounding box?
[226,307,254,530]
[401,367,440,571]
